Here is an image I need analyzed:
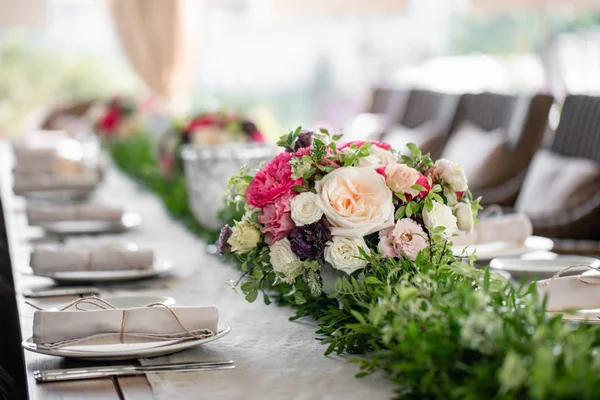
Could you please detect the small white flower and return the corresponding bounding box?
[356,145,397,167]
[454,202,474,233]
[290,192,323,226]
[324,236,369,274]
[423,201,458,237]
[436,159,468,192]
[269,238,300,283]
[228,217,261,254]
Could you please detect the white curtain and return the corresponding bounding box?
[108,0,204,112]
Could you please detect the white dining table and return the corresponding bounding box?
[0,142,396,400]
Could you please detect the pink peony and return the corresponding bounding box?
[338,140,391,151]
[258,193,295,245]
[246,152,302,208]
[378,218,429,261]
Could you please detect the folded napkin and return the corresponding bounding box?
[27,204,123,225]
[13,150,57,175]
[453,213,533,246]
[33,303,219,348]
[13,172,99,195]
[537,273,600,311]
[31,247,154,273]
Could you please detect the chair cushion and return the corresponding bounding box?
[441,122,510,190]
[516,149,600,217]
[380,120,442,156]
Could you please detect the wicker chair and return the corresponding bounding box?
[519,95,600,247]
[450,92,553,206]
[379,89,459,159]
[366,87,409,115]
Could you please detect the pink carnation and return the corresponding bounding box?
[378,218,428,261]
[338,140,392,151]
[294,147,312,157]
[258,193,295,245]
[246,152,302,208]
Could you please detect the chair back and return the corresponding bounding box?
[397,89,458,130]
[551,95,600,163]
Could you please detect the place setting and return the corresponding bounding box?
[22,243,175,284]
[21,295,233,381]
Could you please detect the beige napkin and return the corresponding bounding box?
[27,204,123,225]
[453,213,532,246]
[33,305,219,348]
[31,247,154,273]
[537,274,600,312]
[13,150,57,175]
[13,172,99,195]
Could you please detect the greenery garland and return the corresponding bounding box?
[108,133,600,400]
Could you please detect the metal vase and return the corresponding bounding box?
[181,143,278,230]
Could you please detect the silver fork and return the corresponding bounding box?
[34,360,235,382]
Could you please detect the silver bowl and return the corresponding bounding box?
[181,143,279,230]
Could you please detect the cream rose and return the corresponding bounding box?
[269,238,301,283]
[385,163,420,196]
[228,217,261,254]
[324,236,369,274]
[315,167,394,238]
[290,192,323,226]
[454,202,474,233]
[423,201,458,237]
[436,159,468,192]
[356,145,398,167]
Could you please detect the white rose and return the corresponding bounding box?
[228,217,261,254]
[454,202,474,233]
[324,236,369,274]
[315,167,395,238]
[290,192,323,226]
[356,145,397,167]
[423,201,458,237]
[436,159,468,192]
[269,238,301,283]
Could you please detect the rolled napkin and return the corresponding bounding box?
[27,204,123,225]
[30,246,154,273]
[33,300,219,348]
[537,272,600,312]
[453,212,533,246]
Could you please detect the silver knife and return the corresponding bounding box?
[23,287,100,298]
[34,360,235,382]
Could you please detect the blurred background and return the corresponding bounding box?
[2,0,600,137]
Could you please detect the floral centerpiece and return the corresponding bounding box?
[158,111,265,178]
[90,95,140,138]
[219,128,479,300]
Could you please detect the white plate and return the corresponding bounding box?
[51,295,176,311]
[35,212,141,235]
[490,255,600,280]
[22,323,231,361]
[22,260,175,284]
[452,236,554,262]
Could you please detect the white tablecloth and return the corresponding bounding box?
[65,166,396,399]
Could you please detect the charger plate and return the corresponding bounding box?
[22,323,231,361]
[22,260,175,284]
[34,212,141,235]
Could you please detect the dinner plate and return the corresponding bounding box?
[22,323,231,361]
[22,260,175,284]
[35,212,141,235]
[452,236,554,262]
[490,255,600,280]
[50,295,176,311]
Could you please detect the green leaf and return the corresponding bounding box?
[311,138,327,163]
[411,184,426,192]
[365,276,383,285]
[406,142,421,157]
[245,290,258,303]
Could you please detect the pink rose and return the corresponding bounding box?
[258,193,295,245]
[338,140,391,151]
[247,152,302,208]
[408,174,431,201]
[378,218,428,261]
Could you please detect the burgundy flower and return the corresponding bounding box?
[218,225,233,255]
[289,218,331,260]
[285,130,314,152]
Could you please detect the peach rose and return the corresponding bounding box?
[385,163,420,197]
[315,167,394,238]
